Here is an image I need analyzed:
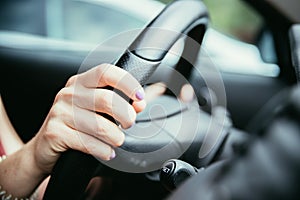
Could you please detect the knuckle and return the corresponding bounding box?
[49,103,72,125]
[95,64,107,80]
[96,64,106,72]
[100,64,119,85]
[95,117,124,147]
[95,122,108,138]
[98,90,114,113]
[95,120,114,141]
[44,119,60,141]
[65,75,77,87]
[54,87,73,103]
[49,105,62,119]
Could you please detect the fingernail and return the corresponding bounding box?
[135,88,145,100]
[110,149,116,160]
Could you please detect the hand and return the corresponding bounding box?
[133,82,195,112]
[31,64,146,174]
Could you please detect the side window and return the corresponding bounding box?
[46,1,145,44]
[0,0,146,45]
[157,0,279,77]
[66,2,142,43]
[203,0,263,44]
[0,0,46,36]
[203,0,278,75]
[157,0,262,43]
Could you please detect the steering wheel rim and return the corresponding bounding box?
[44,1,209,199]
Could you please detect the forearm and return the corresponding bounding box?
[0,64,147,198]
[0,97,24,154]
[0,139,46,198]
[0,97,46,198]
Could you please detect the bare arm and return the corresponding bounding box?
[0,96,24,154]
[0,64,194,198]
[0,64,146,198]
[0,97,46,198]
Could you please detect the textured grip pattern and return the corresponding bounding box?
[116,50,161,85]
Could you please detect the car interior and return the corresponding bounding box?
[0,0,299,199]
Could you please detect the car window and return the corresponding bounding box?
[0,0,46,36]
[0,0,147,44]
[47,0,145,44]
[160,0,263,44]
[158,0,279,77]
[203,0,263,44]
[207,0,279,70]
[1,0,279,77]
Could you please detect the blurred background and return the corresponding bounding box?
[0,0,262,44]
[0,0,278,78]
[159,0,263,44]
[0,0,286,141]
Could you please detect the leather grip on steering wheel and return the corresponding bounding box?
[44,1,208,199]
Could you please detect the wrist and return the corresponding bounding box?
[19,139,49,183]
[30,132,63,175]
[0,141,46,198]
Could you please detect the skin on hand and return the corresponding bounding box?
[0,64,195,199]
[134,82,195,113]
[31,64,146,174]
[133,82,166,113]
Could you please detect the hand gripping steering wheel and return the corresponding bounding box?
[44,1,209,199]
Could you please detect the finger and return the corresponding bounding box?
[73,88,136,129]
[68,128,116,161]
[66,106,125,147]
[179,84,194,102]
[132,82,166,113]
[144,82,166,102]
[51,121,116,161]
[132,99,147,113]
[76,130,116,161]
[76,64,145,102]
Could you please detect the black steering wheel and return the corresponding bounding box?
[44,1,214,199]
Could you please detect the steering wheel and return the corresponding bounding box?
[44,1,218,199]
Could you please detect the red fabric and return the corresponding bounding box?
[0,140,5,156]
